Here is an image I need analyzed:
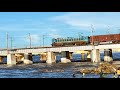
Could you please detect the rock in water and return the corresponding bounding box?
[24,59,33,64]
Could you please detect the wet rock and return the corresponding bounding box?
[80,68,91,74]
[24,59,33,64]
[91,68,101,74]
[98,62,117,73]
[80,62,118,74]
[61,58,71,63]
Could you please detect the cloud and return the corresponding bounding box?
[48,34,61,38]
[50,29,57,32]
[51,13,98,29]
[50,12,120,32]
[45,28,62,38]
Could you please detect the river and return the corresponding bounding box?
[0,52,120,78]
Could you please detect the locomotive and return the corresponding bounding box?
[51,33,120,47]
[52,36,90,47]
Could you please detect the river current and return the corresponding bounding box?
[0,52,120,78]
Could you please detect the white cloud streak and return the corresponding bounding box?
[48,34,61,38]
[50,12,119,32]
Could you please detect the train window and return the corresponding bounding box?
[66,39,68,41]
[55,39,57,42]
[60,39,62,42]
[64,39,66,42]
[57,39,59,42]
[69,38,71,41]
[72,38,74,41]
[82,37,85,40]
[74,38,76,41]
[62,39,64,42]
[53,39,57,43]
[84,37,87,40]
[81,36,84,40]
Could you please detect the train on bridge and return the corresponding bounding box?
[1,33,120,50]
[51,33,120,47]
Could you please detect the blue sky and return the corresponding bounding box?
[0,12,120,48]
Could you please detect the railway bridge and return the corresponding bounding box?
[0,44,120,65]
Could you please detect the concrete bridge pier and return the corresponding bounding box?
[104,49,113,62]
[0,56,3,62]
[40,53,47,62]
[7,54,16,65]
[91,49,100,63]
[87,51,91,61]
[69,52,73,60]
[61,51,71,63]
[81,53,85,61]
[24,53,33,64]
[46,52,56,64]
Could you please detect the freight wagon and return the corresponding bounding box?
[90,33,120,45]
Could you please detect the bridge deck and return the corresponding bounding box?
[0,44,120,54]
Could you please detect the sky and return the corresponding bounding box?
[0,12,120,49]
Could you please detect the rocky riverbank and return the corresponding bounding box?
[79,61,120,74]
